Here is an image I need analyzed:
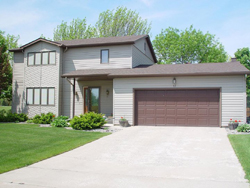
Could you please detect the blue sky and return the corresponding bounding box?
[1,0,249,56]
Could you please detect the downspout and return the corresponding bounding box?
[73,78,76,118]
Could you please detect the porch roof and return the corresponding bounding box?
[61,61,250,80]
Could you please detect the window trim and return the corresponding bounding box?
[26,87,55,106]
[27,51,56,66]
[100,49,109,64]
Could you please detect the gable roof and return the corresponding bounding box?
[9,35,157,62]
[62,61,250,80]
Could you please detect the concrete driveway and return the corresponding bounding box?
[0,126,248,188]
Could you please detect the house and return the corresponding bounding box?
[10,35,250,127]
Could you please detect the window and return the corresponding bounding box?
[28,51,56,66]
[101,49,109,63]
[42,52,49,65]
[28,53,34,65]
[26,88,55,105]
[144,42,147,51]
[35,53,41,65]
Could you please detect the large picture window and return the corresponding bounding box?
[101,49,109,64]
[28,51,56,66]
[26,88,55,105]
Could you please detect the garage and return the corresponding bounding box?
[135,89,220,126]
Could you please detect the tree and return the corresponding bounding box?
[153,25,228,64]
[95,6,151,37]
[53,18,96,41]
[53,7,151,40]
[0,31,12,97]
[235,47,250,96]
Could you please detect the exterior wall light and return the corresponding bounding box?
[106,89,109,96]
[172,77,176,87]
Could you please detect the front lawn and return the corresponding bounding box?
[0,123,109,174]
[0,106,11,111]
[228,134,250,181]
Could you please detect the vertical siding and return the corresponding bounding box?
[12,53,25,113]
[113,75,246,126]
[134,38,154,62]
[23,42,60,117]
[132,45,154,67]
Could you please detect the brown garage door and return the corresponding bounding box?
[135,89,220,127]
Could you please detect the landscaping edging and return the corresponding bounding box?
[226,128,250,135]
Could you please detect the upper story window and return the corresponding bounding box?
[101,49,109,64]
[144,42,147,51]
[28,51,56,66]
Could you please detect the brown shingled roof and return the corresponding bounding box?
[56,35,148,47]
[62,62,250,80]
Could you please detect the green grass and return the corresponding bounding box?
[228,135,250,181]
[0,106,11,111]
[0,123,110,174]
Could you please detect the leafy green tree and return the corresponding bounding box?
[0,31,12,98]
[235,47,250,96]
[153,25,227,64]
[53,7,151,40]
[53,18,96,41]
[95,6,151,37]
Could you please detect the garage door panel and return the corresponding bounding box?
[135,89,219,127]
[166,108,176,115]
[188,108,197,115]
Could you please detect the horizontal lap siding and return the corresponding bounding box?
[132,46,154,67]
[62,45,132,117]
[113,76,246,126]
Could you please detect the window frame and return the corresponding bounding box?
[100,49,109,64]
[27,51,56,66]
[26,87,55,106]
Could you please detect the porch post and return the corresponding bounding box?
[72,78,75,118]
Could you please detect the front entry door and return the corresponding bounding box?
[84,87,100,113]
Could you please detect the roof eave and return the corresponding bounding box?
[64,41,135,48]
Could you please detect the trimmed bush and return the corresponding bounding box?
[0,109,28,122]
[32,112,55,124]
[51,116,69,127]
[70,112,106,130]
[236,124,250,132]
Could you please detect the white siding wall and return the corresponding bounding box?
[23,42,61,117]
[12,53,25,113]
[134,38,154,62]
[132,45,154,67]
[113,75,246,126]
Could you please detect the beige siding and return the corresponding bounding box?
[63,45,132,72]
[132,45,154,67]
[134,38,154,62]
[23,42,61,117]
[61,45,131,117]
[63,80,113,118]
[12,60,25,113]
[113,75,246,126]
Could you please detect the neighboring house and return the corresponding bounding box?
[10,35,250,127]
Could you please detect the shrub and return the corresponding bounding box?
[236,124,250,132]
[26,119,33,123]
[70,112,106,130]
[0,109,28,122]
[51,116,69,127]
[32,112,55,124]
